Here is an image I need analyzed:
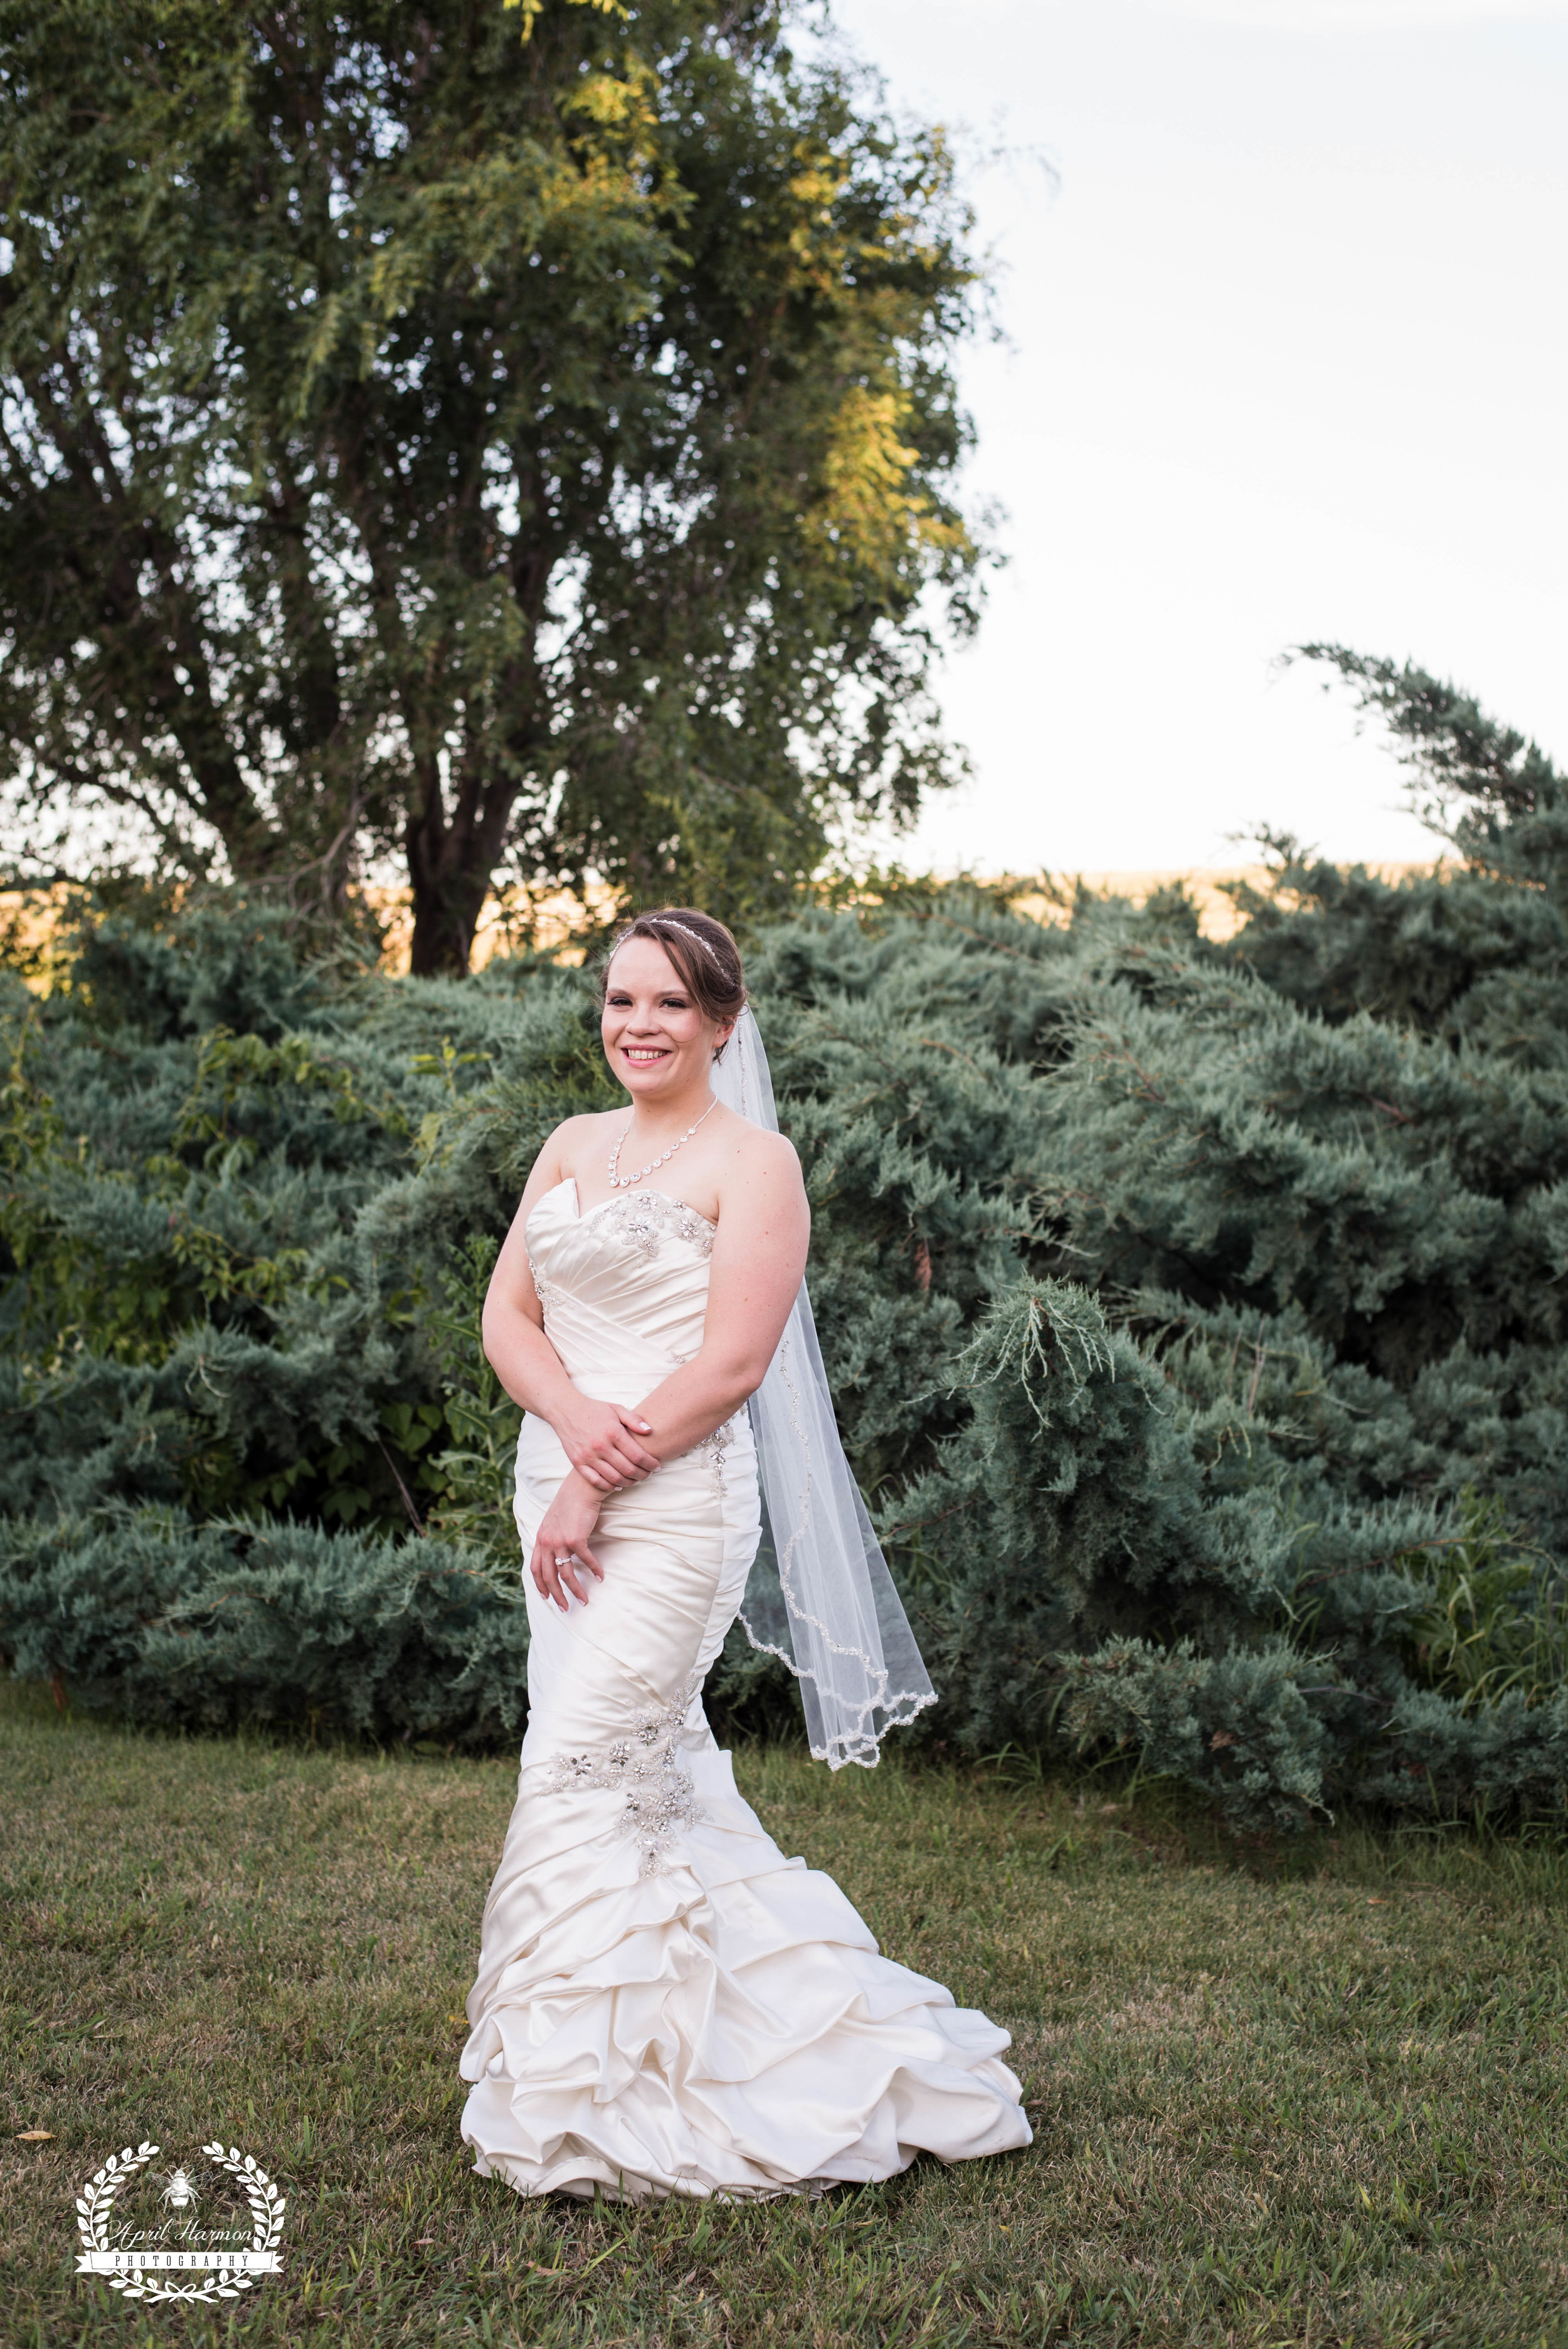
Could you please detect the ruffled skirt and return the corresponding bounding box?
[457,1409,1030,2201]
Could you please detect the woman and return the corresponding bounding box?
[458,907,1030,2201]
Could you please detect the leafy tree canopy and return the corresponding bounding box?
[0,0,985,969]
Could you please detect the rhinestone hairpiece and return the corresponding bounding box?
[649,917,720,964]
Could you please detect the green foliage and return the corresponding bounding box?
[1402,1492,1568,1714]
[420,1233,526,1567]
[6,671,1568,1833]
[1054,1639,1331,1835]
[0,0,987,970]
[1223,841,1568,1043]
[0,1507,529,1745]
[734,814,1568,1826]
[1297,644,1568,908]
[882,1278,1274,1761]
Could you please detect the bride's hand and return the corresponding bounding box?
[554,1396,659,1493]
[531,1474,607,1612]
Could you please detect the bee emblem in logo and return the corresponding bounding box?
[158,2166,201,2212]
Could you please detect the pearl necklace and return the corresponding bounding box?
[608,1095,718,1190]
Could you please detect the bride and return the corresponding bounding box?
[458,906,1031,2201]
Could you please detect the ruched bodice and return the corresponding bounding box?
[458,1172,1031,2202]
[523,1180,719,1397]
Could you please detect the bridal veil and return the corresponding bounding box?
[710,1007,936,1768]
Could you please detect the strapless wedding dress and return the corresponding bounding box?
[458,1178,1031,2202]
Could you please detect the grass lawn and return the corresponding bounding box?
[3,1679,1567,2349]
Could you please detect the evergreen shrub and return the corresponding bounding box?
[4,718,1568,1827]
[0,1507,528,1745]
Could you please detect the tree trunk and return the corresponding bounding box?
[403,689,545,975]
[408,877,488,977]
[404,768,503,978]
[403,888,483,982]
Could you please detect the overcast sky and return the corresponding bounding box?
[821,0,1568,876]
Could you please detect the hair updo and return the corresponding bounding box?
[600,907,747,1056]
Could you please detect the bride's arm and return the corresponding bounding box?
[481,1116,662,1495]
[625,1127,810,1463]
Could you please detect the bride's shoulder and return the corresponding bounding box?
[709,1116,808,1253]
[549,1107,623,1161]
[716,1111,802,1190]
[522,1108,622,1199]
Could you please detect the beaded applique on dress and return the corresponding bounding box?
[694,1416,738,1478]
[542,1682,706,1878]
[529,1190,711,1321]
[593,1192,716,1261]
[527,1254,561,1316]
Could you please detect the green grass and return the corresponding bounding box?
[4,1682,1567,2349]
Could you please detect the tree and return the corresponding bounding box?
[1298,644,1568,909]
[0,0,986,971]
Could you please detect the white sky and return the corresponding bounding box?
[824,0,1568,874]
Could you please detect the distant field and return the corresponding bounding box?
[4,862,1443,985]
[1011,863,1439,941]
[3,1682,1564,2349]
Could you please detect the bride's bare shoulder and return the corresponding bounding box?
[549,1108,625,1167]
[557,1109,623,1142]
[717,1113,802,1191]
[709,1116,807,1253]
[551,1104,624,1151]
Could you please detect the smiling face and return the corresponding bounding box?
[601,935,734,1108]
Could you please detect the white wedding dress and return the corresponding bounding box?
[458,1178,1032,2202]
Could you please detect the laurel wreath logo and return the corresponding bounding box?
[75,2139,287,2305]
